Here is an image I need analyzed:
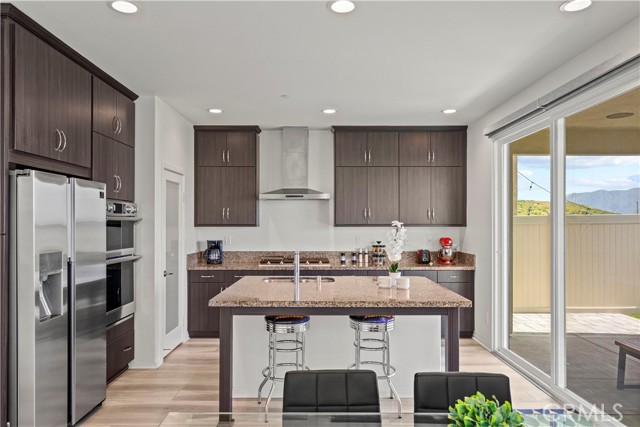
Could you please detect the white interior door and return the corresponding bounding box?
[162,168,185,354]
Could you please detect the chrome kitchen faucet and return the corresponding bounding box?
[293,251,300,302]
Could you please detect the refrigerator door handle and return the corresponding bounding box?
[68,260,77,419]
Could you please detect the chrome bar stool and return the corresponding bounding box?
[258,315,310,417]
[347,315,402,417]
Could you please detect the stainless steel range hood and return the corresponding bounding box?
[260,127,330,201]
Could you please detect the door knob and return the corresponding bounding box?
[163,271,174,277]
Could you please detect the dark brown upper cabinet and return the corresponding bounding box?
[195,167,256,226]
[335,131,398,167]
[93,78,135,147]
[335,167,398,226]
[195,128,257,167]
[92,133,134,202]
[399,167,466,226]
[334,127,466,227]
[13,24,92,168]
[193,126,260,226]
[399,130,465,167]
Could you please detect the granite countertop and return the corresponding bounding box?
[209,276,472,308]
[188,251,475,271]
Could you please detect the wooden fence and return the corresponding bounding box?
[512,215,640,313]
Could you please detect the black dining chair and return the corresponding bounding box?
[283,369,381,413]
[413,372,512,414]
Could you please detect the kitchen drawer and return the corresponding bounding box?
[107,329,134,382]
[107,315,134,343]
[190,270,224,283]
[225,270,248,283]
[437,270,473,283]
[400,270,438,282]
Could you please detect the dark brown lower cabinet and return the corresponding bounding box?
[188,271,227,338]
[402,269,474,338]
[106,316,135,383]
[188,268,473,338]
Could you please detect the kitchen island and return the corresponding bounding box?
[209,275,471,413]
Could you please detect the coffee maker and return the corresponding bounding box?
[202,240,223,264]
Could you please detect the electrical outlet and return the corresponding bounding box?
[225,236,231,245]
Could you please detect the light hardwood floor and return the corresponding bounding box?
[81,338,558,426]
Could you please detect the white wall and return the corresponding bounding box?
[131,97,194,368]
[466,17,640,348]
[191,129,465,253]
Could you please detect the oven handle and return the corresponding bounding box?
[106,255,143,265]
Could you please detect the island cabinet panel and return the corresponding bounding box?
[93,78,135,147]
[92,133,135,201]
[194,128,259,226]
[13,24,92,168]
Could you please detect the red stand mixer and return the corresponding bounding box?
[437,237,457,265]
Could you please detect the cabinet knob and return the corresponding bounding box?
[123,346,132,352]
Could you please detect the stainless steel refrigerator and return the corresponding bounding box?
[9,170,107,426]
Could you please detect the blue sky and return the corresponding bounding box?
[517,156,640,201]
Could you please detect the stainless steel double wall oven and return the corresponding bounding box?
[106,200,140,326]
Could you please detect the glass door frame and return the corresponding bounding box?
[492,63,640,409]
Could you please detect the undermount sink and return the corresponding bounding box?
[262,276,336,283]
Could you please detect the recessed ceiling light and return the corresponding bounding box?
[329,1,355,14]
[606,112,634,119]
[559,0,592,12]
[110,1,138,14]
[322,108,337,114]
[208,108,223,114]
[442,109,457,114]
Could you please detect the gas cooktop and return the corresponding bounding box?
[258,256,331,266]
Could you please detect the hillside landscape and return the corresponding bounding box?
[567,188,640,214]
[517,200,612,216]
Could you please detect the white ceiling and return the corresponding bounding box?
[13,1,640,128]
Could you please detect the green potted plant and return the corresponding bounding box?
[448,392,525,427]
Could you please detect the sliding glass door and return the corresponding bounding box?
[506,127,552,377]
[564,88,640,422]
[496,68,639,423]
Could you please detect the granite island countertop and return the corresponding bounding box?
[209,275,472,308]
[188,250,475,271]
